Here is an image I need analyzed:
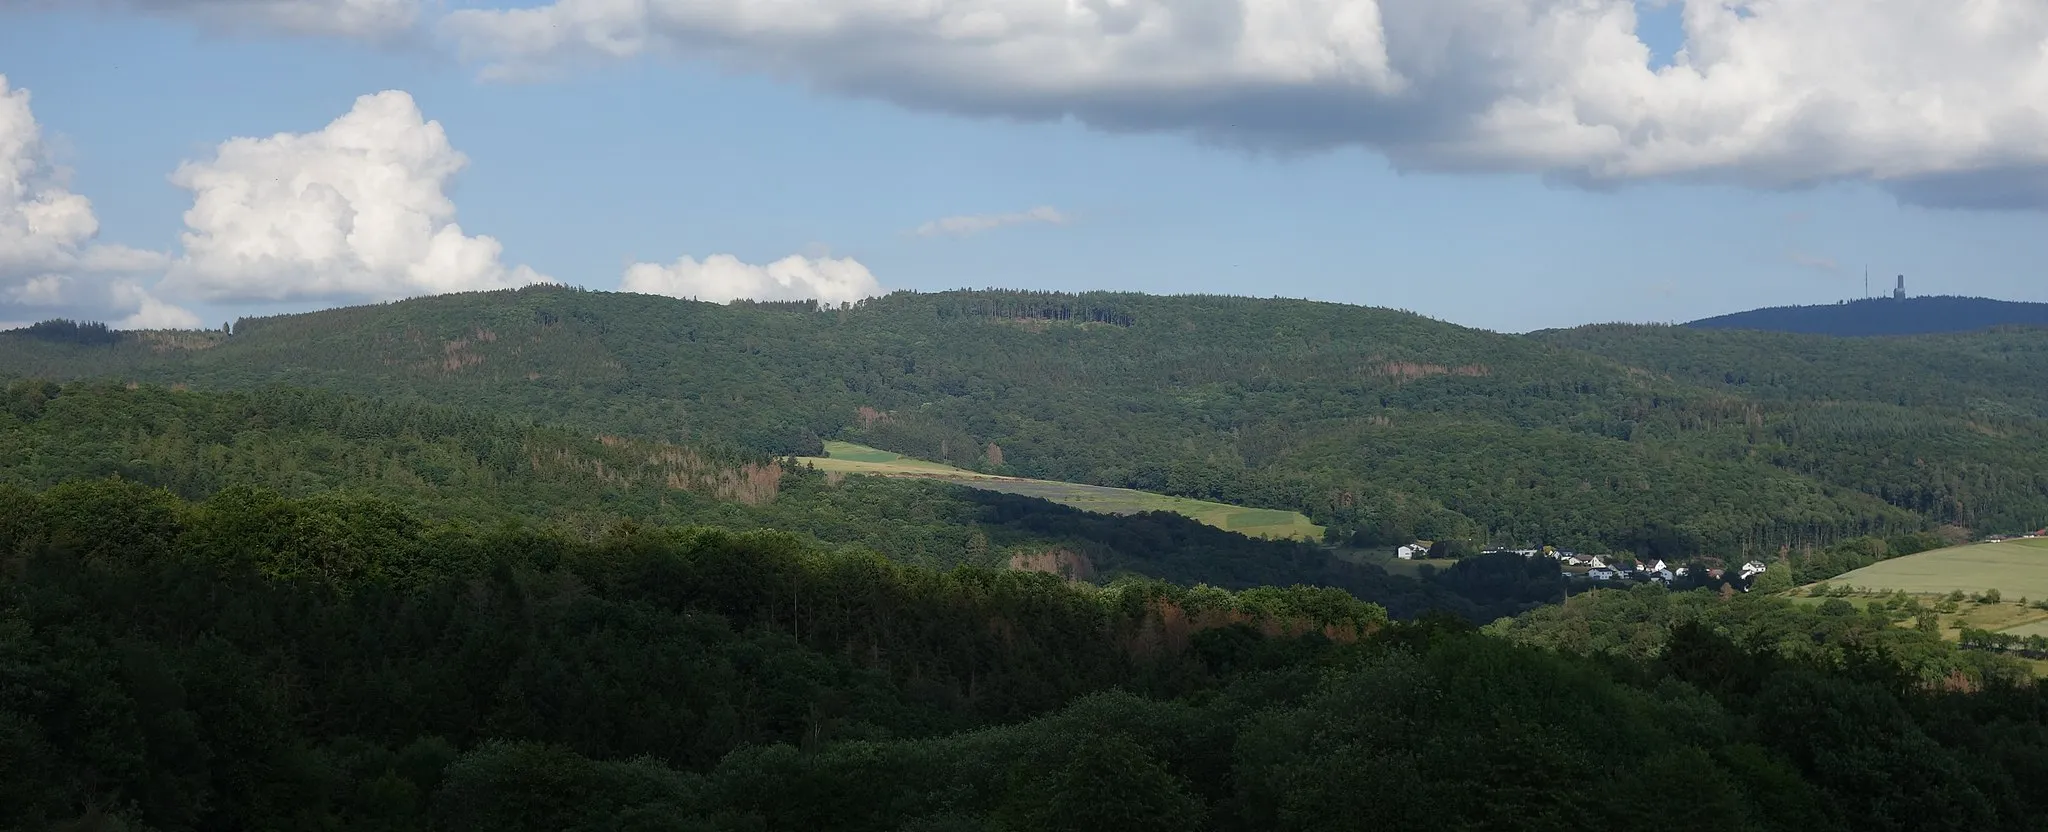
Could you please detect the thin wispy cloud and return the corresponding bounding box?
[913,206,1069,238]
[1788,252,1839,273]
[8,0,421,38]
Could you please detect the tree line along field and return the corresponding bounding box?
[801,441,1326,542]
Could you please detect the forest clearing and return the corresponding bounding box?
[800,441,1325,541]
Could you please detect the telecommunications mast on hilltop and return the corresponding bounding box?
[1895,275,1907,300]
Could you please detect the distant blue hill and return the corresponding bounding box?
[1686,296,2048,336]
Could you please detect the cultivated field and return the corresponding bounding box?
[2001,619,2048,639]
[799,441,1325,542]
[1793,537,2048,664]
[802,441,1012,479]
[1824,538,2048,599]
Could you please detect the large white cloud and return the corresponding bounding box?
[161,90,547,303]
[0,75,187,327]
[6,0,421,38]
[621,254,883,306]
[440,0,2048,209]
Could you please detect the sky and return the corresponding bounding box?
[1,0,2044,334]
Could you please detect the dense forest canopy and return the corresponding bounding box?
[0,379,1556,620]
[1685,295,2048,336]
[9,287,2047,559]
[5,482,2046,831]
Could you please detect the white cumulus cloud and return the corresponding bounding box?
[914,206,1068,237]
[5,0,421,38]
[440,0,2048,209]
[621,254,883,306]
[112,280,205,329]
[1,75,187,327]
[161,90,547,304]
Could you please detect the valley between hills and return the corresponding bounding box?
[8,286,2048,830]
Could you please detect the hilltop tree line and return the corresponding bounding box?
[14,287,2046,560]
[1684,295,2048,337]
[6,480,2048,831]
[15,319,120,346]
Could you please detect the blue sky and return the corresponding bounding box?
[2,1,2044,333]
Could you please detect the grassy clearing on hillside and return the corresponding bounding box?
[2002,619,2048,638]
[1820,538,2048,599]
[803,441,1009,479]
[799,441,1324,542]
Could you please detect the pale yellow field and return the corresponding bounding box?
[799,441,1325,542]
[1823,538,2048,599]
[801,442,1012,479]
[1794,538,2048,644]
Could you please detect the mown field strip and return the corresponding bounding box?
[799,441,1324,541]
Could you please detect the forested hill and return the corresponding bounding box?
[5,379,1558,619]
[1686,295,2048,336]
[5,285,2046,557]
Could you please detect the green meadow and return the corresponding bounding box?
[800,441,1324,542]
[1824,537,2048,599]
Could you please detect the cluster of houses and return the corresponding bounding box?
[1398,542,1767,587]
[1565,555,1769,586]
